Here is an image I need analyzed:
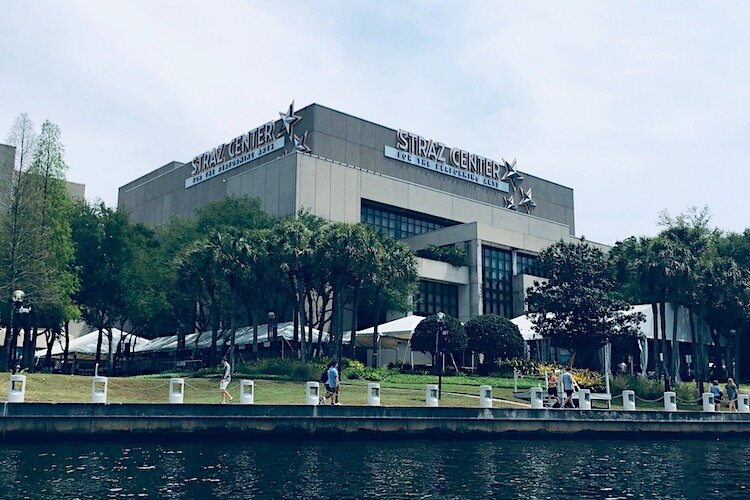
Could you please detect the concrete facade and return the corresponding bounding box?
[118,102,588,321]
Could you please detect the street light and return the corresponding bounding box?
[268,311,279,357]
[436,312,445,399]
[8,290,24,373]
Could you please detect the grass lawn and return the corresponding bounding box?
[1,372,702,411]
[2,373,537,408]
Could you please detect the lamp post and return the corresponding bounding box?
[436,312,445,399]
[268,311,278,357]
[8,290,24,373]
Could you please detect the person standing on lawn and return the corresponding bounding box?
[327,361,341,405]
[220,358,233,403]
[561,367,579,408]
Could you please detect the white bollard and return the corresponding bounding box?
[479,385,493,409]
[425,384,439,407]
[367,383,381,406]
[702,392,715,413]
[91,376,108,404]
[7,375,26,403]
[578,389,591,410]
[738,394,750,413]
[240,380,255,405]
[663,391,677,412]
[169,378,185,404]
[622,390,636,411]
[530,387,544,409]
[306,381,320,406]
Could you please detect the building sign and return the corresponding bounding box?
[186,123,284,188]
[384,130,510,193]
[185,100,307,189]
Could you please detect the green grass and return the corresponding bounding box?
[0,373,529,407]
[1,372,710,411]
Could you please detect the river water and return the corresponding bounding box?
[0,437,746,499]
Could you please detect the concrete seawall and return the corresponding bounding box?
[3,403,750,441]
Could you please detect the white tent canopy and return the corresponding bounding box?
[510,314,545,341]
[355,315,426,349]
[137,321,332,353]
[35,328,151,359]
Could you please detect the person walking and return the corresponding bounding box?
[710,380,723,411]
[327,360,341,405]
[220,358,233,404]
[726,378,739,412]
[561,367,579,408]
[547,371,560,408]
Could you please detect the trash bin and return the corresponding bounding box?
[7,375,26,403]
[663,391,677,412]
[367,383,381,406]
[240,380,254,405]
[578,389,591,410]
[702,392,715,413]
[622,390,636,411]
[479,385,492,409]
[425,384,439,407]
[530,387,544,409]
[91,376,108,404]
[306,381,320,406]
[169,378,185,404]
[739,394,750,414]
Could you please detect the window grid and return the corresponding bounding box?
[415,280,459,319]
[360,201,457,240]
[516,252,546,278]
[482,245,513,318]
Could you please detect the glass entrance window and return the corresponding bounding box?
[482,245,513,317]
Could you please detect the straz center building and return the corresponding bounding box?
[118,101,582,323]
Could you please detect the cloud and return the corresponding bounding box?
[1,1,749,243]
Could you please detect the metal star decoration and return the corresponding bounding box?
[501,158,523,186]
[279,100,302,138]
[519,187,536,212]
[294,131,311,153]
[503,193,517,211]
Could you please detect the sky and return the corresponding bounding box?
[1,1,748,245]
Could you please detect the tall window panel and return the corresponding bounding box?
[360,200,457,240]
[415,280,459,319]
[482,245,513,318]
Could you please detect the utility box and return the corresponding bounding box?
[169,378,185,404]
[306,381,320,406]
[622,390,636,411]
[7,375,26,403]
[425,385,439,407]
[578,389,591,410]
[367,383,381,406]
[91,376,108,404]
[240,380,255,405]
[479,385,492,409]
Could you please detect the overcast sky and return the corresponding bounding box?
[1,1,748,244]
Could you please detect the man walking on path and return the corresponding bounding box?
[561,367,579,408]
[327,361,341,405]
[220,358,233,404]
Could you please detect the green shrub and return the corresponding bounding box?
[674,381,700,403]
[344,362,390,381]
[611,375,665,400]
[235,358,326,381]
[495,358,540,376]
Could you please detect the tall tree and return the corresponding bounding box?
[527,240,643,369]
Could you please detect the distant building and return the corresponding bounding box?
[118,101,603,323]
[0,142,86,201]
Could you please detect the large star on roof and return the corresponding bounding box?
[501,158,523,187]
[294,131,311,153]
[503,193,517,211]
[519,187,536,212]
[279,100,302,138]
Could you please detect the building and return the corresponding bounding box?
[118,101,596,323]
